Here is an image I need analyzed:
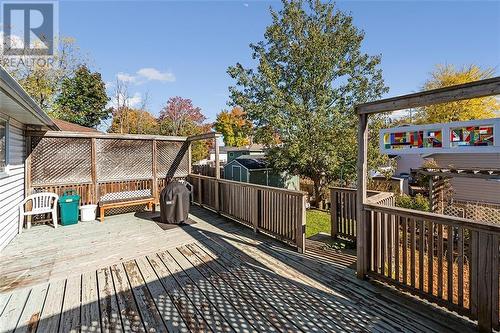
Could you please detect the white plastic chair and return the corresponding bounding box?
[19,193,59,233]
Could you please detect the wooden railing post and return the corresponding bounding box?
[214,142,220,212]
[472,231,499,333]
[356,112,369,279]
[187,143,192,174]
[152,139,158,205]
[296,194,306,253]
[198,176,202,206]
[91,138,98,204]
[330,188,338,239]
[254,189,261,233]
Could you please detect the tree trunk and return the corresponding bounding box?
[312,179,324,209]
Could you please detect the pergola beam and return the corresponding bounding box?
[26,130,187,142]
[418,169,500,180]
[187,132,222,142]
[356,76,500,115]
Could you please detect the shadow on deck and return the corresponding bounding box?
[0,205,476,332]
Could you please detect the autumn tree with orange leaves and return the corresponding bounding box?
[159,96,213,161]
[214,107,253,147]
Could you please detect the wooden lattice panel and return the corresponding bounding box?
[156,141,189,178]
[96,139,152,181]
[444,201,500,223]
[31,137,92,185]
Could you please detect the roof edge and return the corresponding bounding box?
[0,65,59,130]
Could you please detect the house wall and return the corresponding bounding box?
[0,116,25,251]
[249,171,268,186]
[209,152,227,163]
[250,171,300,190]
[227,150,262,162]
[432,153,500,204]
[395,154,425,176]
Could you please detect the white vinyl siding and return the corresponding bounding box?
[450,178,500,204]
[432,153,500,205]
[0,117,25,251]
[432,153,500,169]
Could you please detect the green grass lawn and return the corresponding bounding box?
[305,209,330,238]
[306,209,355,249]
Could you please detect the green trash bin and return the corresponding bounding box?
[59,190,81,226]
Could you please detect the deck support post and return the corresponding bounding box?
[356,112,369,279]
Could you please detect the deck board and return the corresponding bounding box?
[81,271,101,333]
[179,244,279,332]
[36,279,65,333]
[96,267,122,333]
[12,282,48,333]
[0,206,477,333]
[123,260,168,333]
[110,263,145,333]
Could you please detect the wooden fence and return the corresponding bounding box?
[364,203,500,332]
[188,174,307,252]
[27,132,190,206]
[192,165,224,178]
[330,187,395,240]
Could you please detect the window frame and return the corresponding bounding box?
[0,116,9,176]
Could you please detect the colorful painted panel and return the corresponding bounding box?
[384,130,442,150]
[450,125,494,147]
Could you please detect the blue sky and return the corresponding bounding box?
[58,0,500,122]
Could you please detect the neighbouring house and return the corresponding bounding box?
[0,66,59,251]
[193,144,267,177]
[425,152,500,204]
[51,118,100,133]
[224,153,300,190]
[208,146,230,164]
[380,118,500,212]
[226,144,265,162]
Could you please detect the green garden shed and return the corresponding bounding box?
[223,154,300,190]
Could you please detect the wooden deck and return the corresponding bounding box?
[0,206,476,332]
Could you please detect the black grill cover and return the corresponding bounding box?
[159,181,190,224]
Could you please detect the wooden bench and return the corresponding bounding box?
[98,189,155,222]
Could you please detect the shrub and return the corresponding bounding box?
[395,194,430,212]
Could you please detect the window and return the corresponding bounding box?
[0,120,6,172]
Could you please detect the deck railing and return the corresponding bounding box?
[330,187,394,240]
[363,203,500,332]
[188,174,307,252]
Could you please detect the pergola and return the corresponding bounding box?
[355,76,500,281]
[353,77,500,332]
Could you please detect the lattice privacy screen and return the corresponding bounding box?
[156,141,189,179]
[31,137,92,185]
[30,136,189,186]
[97,139,153,181]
